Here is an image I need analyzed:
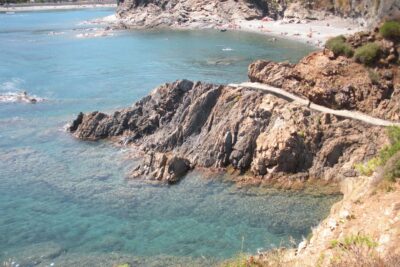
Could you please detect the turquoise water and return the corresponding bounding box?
[0,8,338,266]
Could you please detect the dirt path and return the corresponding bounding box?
[230,82,400,127]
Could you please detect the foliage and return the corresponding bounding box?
[354,43,381,65]
[328,234,399,267]
[330,235,378,250]
[325,35,354,58]
[355,127,400,181]
[379,21,400,41]
[354,157,382,176]
[221,253,257,267]
[367,69,380,84]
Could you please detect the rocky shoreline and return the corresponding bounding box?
[69,25,400,186]
[69,78,386,185]
[99,0,400,46]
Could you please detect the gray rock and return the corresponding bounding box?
[70,80,386,184]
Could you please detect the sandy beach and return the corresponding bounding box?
[236,17,365,47]
[0,3,116,12]
[1,3,365,47]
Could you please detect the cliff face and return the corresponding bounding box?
[115,0,400,28]
[69,80,385,184]
[248,30,400,121]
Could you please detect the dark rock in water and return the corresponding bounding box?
[70,79,386,184]
[166,156,191,184]
[69,112,84,132]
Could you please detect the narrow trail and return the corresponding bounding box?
[229,82,400,127]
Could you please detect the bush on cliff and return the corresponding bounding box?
[354,43,381,65]
[325,35,354,57]
[380,21,400,41]
[355,127,400,181]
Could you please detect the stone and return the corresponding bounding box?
[70,79,385,184]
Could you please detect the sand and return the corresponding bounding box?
[235,17,365,47]
[0,3,116,12]
[1,4,364,47]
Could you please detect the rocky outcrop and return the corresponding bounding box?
[116,0,267,28]
[284,0,400,26]
[248,32,400,121]
[115,0,400,29]
[70,80,386,184]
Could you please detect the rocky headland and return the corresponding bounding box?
[69,5,400,265]
[115,0,400,29]
[69,24,400,186]
[70,79,388,186]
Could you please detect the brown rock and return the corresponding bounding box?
[70,80,386,184]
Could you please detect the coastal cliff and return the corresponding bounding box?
[68,20,400,265]
[69,79,387,185]
[115,0,400,28]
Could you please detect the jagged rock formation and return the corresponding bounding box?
[116,0,266,28]
[70,80,386,184]
[284,0,400,26]
[248,30,400,121]
[115,0,400,29]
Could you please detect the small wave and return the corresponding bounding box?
[1,78,24,92]
[0,92,45,104]
[48,31,65,36]
[62,123,71,132]
[76,30,114,39]
[222,47,234,51]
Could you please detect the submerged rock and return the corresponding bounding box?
[70,79,385,184]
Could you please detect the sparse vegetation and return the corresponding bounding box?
[355,126,400,182]
[328,234,400,267]
[354,157,382,176]
[379,21,400,41]
[367,69,380,84]
[330,234,378,250]
[325,35,354,58]
[354,43,381,65]
[221,253,256,267]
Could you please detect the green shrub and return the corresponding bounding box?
[354,43,381,65]
[326,35,354,57]
[355,127,400,182]
[380,126,400,162]
[380,21,400,40]
[367,69,380,84]
[354,157,382,176]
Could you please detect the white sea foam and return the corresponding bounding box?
[48,31,65,36]
[222,47,234,51]
[75,28,114,39]
[0,78,24,92]
[0,92,45,104]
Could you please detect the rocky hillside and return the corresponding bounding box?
[69,80,386,184]
[115,0,400,28]
[249,28,400,121]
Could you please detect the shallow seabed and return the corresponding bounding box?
[0,8,339,267]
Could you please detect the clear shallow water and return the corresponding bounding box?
[0,8,338,266]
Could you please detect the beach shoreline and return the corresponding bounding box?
[1,3,364,47]
[0,2,116,12]
[94,13,365,47]
[235,17,365,47]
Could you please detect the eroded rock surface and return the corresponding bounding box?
[116,0,266,29]
[70,80,385,184]
[248,47,400,121]
[115,0,400,29]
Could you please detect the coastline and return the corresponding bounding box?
[235,17,365,47]
[1,4,364,47]
[0,2,116,12]
[98,14,365,47]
